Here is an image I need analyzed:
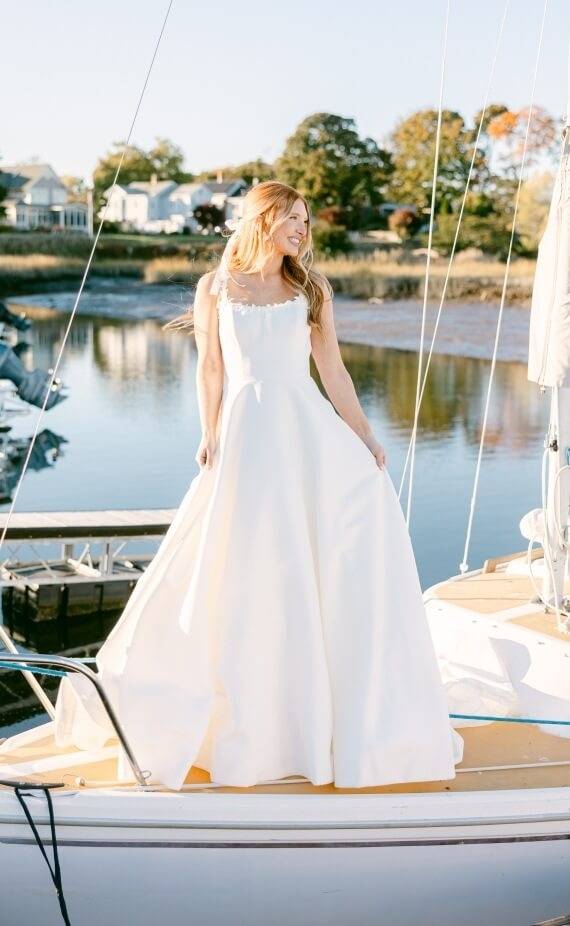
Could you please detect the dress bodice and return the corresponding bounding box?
[217,289,312,388]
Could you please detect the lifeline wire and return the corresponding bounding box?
[7,661,570,727]
[0,0,176,712]
[404,0,451,528]
[0,0,175,565]
[398,0,511,502]
[459,0,550,574]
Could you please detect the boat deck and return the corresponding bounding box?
[1,721,569,794]
[2,551,570,796]
[426,551,570,641]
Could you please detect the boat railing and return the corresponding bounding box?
[0,652,149,786]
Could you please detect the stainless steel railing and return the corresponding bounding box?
[0,653,149,786]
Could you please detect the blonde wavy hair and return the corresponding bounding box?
[163,180,333,334]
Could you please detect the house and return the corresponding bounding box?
[0,163,89,233]
[167,182,214,232]
[203,177,248,210]
[101,172,249,233]
[102,174,178,232]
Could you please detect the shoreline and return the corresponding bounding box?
[5,279,530,365]
[332,295,530,364]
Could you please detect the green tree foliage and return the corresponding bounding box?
[193,203,225,233]
[274,113,393,226]
[387,109,486,214]
[195,160,274,186]
[0,178,7,221]
[311,220,353,256]
[516,171,554,253]
[426,213,518,260]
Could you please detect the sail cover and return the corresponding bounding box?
[528,56,570,387]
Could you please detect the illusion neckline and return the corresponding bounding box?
[221,292,306,312]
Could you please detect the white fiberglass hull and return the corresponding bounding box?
[1,786,570,926]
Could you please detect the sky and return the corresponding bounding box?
[3,0,569,182]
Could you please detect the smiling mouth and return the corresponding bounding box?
[288,237,301,246]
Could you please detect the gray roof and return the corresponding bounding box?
[1,163,64,186]
[203,178,247,195]
[0,170,28,192]
[125,180,177,195]
[172,182,210,193]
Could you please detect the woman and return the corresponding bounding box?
[53,180,464,790]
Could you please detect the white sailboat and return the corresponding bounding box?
[1,7,570,926]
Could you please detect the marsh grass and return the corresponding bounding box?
[0,248,537,305]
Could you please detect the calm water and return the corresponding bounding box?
[1,305,548,590]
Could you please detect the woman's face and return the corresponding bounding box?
[271,198,309,258]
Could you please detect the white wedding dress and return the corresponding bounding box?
[52,286,464,790]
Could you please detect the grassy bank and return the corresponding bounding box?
[0,239,537,305]
[142,253,537,305]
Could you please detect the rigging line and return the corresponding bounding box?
[404,0,451,528]
[0,0,175,708]
[459,0,550,575]
[398,0,511,502]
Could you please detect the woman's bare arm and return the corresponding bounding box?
[192,272,224,468]
[310,287,386,469]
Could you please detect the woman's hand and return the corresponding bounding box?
[362,434,386,469]
[196,432,218,470]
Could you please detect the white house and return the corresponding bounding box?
[204,178,248,210]
[168,182,213,229]
[101,173,249,233]
[0,163,88,233]
[102,175,178,232]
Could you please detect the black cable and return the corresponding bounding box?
[7,782,71,925]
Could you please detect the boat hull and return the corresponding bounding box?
[1,787,570,925]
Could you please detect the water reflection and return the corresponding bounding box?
[3,311,549,590]
[340,342,547,451]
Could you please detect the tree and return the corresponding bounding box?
[148,137,189,181]
[0,157,8,220]
[0,180,7,220]
[60,175,88,202]
[196,160,274,186]
[516,171,555,253]
[386,108,486,215]
[486,105,559,179]
[274,113,392,224]
[388,208,419,241]
[193,203,225,233]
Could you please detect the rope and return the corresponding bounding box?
[459,0,550,574]
[2,783,71,925]
[404,0,451,528]
[398,0,511,502]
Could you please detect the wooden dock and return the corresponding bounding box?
[0,508,176,542]
[0,509,178,648]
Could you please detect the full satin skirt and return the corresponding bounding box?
[53,375,463,789]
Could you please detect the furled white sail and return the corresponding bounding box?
[527,52,570,387]
[525,45,570,612]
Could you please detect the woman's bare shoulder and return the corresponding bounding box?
[195,271,218,297]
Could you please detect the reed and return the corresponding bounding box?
[317,254,536,304]
[0,250,538,305]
